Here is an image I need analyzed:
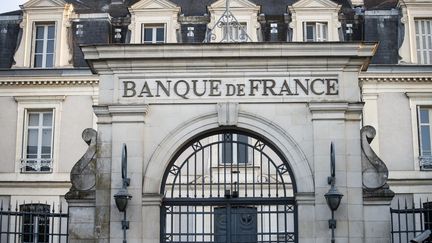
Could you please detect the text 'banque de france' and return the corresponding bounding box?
[122,78,339,99]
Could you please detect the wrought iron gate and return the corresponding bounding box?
[161,130,297,243]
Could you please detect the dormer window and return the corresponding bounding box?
[142,24,166,44]
[304,22,327,42]
[288,0,341,42]
[34,23,55,68]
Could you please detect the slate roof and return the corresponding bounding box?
[170,0,215,16]
[64,0,352,16]
[251,0,295,16]
[0,10,22,16]
[364,0,398,10]
[0,0,402,68]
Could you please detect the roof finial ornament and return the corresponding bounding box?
[204,0,252,43]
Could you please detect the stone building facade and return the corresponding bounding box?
[0,0,431,242]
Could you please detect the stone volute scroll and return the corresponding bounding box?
[65,128,97,199]
[361,125,394,199]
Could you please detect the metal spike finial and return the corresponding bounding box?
[204,0,252,43]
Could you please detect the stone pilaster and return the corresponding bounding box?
[309,102,365,243]
[107,105,148,243]
[142,194,163,243]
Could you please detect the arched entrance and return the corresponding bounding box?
[160,129,297,243]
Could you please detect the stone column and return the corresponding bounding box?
[309,102,365,243]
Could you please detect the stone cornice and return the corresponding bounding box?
[93,105,150,124]
[308,102,364,120]
[81,42,377,74]
[0,79,99,86]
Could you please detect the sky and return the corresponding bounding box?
[0,0,27,13]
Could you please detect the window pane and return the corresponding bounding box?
[47,25,55,39]
[237,135,248,164]
[36,26,44,39]
[34,55,43,68]
[43,113,53,126]
[322,24,328,40]
[156,27,164,42]
[29,113,39,126]
[144,28,152,42]
[420,108,430,123]
[421,125,431,156]
[42,128,52,147]
[306,25,314,41]
[222,135,233,164]
[47,40,54,54]
[27,129,38,155]
[46,54,54,68]
[35,40,44,54]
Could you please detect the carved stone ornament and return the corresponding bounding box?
[65,128,97,199]
[361,126,394,199]
[361,126,388,189]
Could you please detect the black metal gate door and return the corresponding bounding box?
[214,206,257,243]
[160,130,297,243]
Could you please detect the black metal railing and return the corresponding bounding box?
[391,199,432,243]
[0,201,68,243]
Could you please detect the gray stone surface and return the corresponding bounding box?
[66,128,97,199]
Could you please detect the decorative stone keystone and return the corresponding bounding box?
[217,102,239,126]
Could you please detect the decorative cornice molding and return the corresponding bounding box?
[0,79,99,86]
[359,76,432,83]
[406,92,432,98]
[14,95,66,103]
[308,102,364,121]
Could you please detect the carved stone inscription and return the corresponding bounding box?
[121,77,339,100]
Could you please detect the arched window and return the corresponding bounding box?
[161,129,297,243]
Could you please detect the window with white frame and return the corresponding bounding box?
[22,110,54,172]
[142,24,166,43]
[34,23,55,68]
[415,19,432,64]
[221,134,249,164]
[222,22,248,42]
[418,106,432,169]
[303,22,327,42]
[21,203,50,243]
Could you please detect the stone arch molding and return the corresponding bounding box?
[143,111,314,195]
